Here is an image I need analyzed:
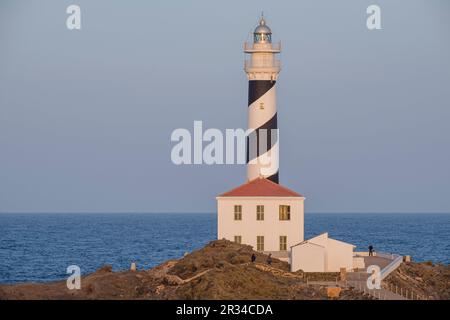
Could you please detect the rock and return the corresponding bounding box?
[86,284,94,294]
[155,285,165,295]
[96,265,112,273]
[163,274,183,286]
[384,261,449,300]
[327,287,342,299]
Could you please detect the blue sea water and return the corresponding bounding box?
[0,213,448,284]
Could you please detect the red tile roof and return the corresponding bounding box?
[218,178,304,197]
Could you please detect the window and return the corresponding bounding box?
[234,236,242,244]
[234,205,242,220]
[254,33,271,43]
[279,205,291,220]
[256,205,264,221]
[279,236,287,251]
[257,236,264,251]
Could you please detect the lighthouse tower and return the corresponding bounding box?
[217,16,304,261]
[244,15,281,183]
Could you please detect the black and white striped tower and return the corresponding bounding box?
[244,15,281,183]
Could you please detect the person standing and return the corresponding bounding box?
[267,254,272,266]
[368,245,374,256]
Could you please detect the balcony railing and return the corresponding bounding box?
[244,42,281,53]
[244,60,281,70]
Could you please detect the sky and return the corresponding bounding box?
[0,0,449,213]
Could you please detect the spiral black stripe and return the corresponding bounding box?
[247,80,279,183]
[246,113,277,161]
[248,80,276,106]
[246,117,279,183]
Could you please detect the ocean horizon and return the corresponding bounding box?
[0,212,449,284]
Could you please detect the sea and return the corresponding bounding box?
[0,213,448,284]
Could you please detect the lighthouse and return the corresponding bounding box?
[244,15,281,183]
[217,15,305,260]
[216,16,359,271]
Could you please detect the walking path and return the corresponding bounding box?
[347,275,406,300]
[308,255,407,300]
[253,263,302,279]
[346,255,407,300]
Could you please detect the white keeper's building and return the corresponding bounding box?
[217,177,304,260]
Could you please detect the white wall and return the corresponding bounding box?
[291,242,325,272]
[290,233,355,272]
[326,239,354,272]
[217,196,304,252]
[353,256,365,270]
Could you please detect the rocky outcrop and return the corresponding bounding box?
[383,261,449,300]
[0,240,447,300]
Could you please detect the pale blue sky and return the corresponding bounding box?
[1,0,449,213]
